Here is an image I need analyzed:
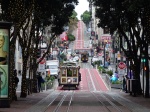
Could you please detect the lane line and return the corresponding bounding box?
[87,69,96,91]
[95,69,110,91]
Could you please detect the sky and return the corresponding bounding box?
[75,0,89,20]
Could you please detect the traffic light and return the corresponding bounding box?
[37,49,41,58]
[141,58,146,62]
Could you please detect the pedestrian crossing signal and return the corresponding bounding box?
[144,66,147,71]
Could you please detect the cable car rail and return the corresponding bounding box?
[91,92,133,112]
[44,91,74,112]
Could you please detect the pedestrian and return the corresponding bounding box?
[14,69,19,101]
[125,75,129,93]
[78,66,81,82]
[122,75,126,91]
[37,73,44,92]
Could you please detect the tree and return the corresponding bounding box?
[67,33,75,41]
[1,0,35,100]
[68,10,78,34]
[1,0,79,98]
[81,10,91,28]
[93,0,150,95]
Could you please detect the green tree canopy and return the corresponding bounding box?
[93,0,150,95]
[81,10,91,27]
[0,0,79,98]
[68,10,78,34]
[67,33,75,41]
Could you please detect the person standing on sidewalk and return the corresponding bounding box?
[122,75,126,91]
[125,75,129,93]
[37,73,45,92]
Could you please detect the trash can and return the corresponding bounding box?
[130,79,138,96]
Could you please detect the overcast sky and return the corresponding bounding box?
[75,0,89,20]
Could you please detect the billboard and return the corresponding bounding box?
[101,34,112,43]
[0,29,9,98]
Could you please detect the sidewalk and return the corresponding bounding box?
[102,64,150,109]
[0,90,53,112]
[111,88,150,110]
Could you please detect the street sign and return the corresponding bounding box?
[117,53,121,60]
[39,58,46,64]
[118,62,126,69]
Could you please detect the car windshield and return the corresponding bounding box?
[93,56,98,58]
[46,65,58,69]
[74,56,79,59]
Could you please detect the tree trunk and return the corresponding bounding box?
[10,25,18,101]
[20,56,28,98]
[32,48,38,93]
[133,58,142,94]
[32,58,38,93]
[10,47,16,101]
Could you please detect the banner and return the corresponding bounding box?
[0,29,9,98]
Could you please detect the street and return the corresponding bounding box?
[1,21,150,112]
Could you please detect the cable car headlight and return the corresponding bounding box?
[67,78,72,84]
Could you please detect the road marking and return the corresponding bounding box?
[95,69,110,91]
[87,69,96,91]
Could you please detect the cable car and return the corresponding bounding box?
[58,61,81,89]
[81,51,89,62]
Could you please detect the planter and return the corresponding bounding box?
[41,81,54,90]
[111,83,122,89]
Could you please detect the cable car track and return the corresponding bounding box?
[92,91,134,112]
[25,90,62,112]
[44,91,74,112]
[84,68,133,112]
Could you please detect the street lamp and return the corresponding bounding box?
[104,40,108,68]
[88,0,94,34]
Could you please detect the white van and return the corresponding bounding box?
[46,60,59,78]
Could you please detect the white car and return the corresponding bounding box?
[73,56,79,62]
[92,56,99,62]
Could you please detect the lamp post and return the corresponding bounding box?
[104,40,107,68]
[88,0,94,34]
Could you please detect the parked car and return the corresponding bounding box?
[73,55,79,62]
[92,56,99,63]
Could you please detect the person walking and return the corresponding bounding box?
[37,73,44,92]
